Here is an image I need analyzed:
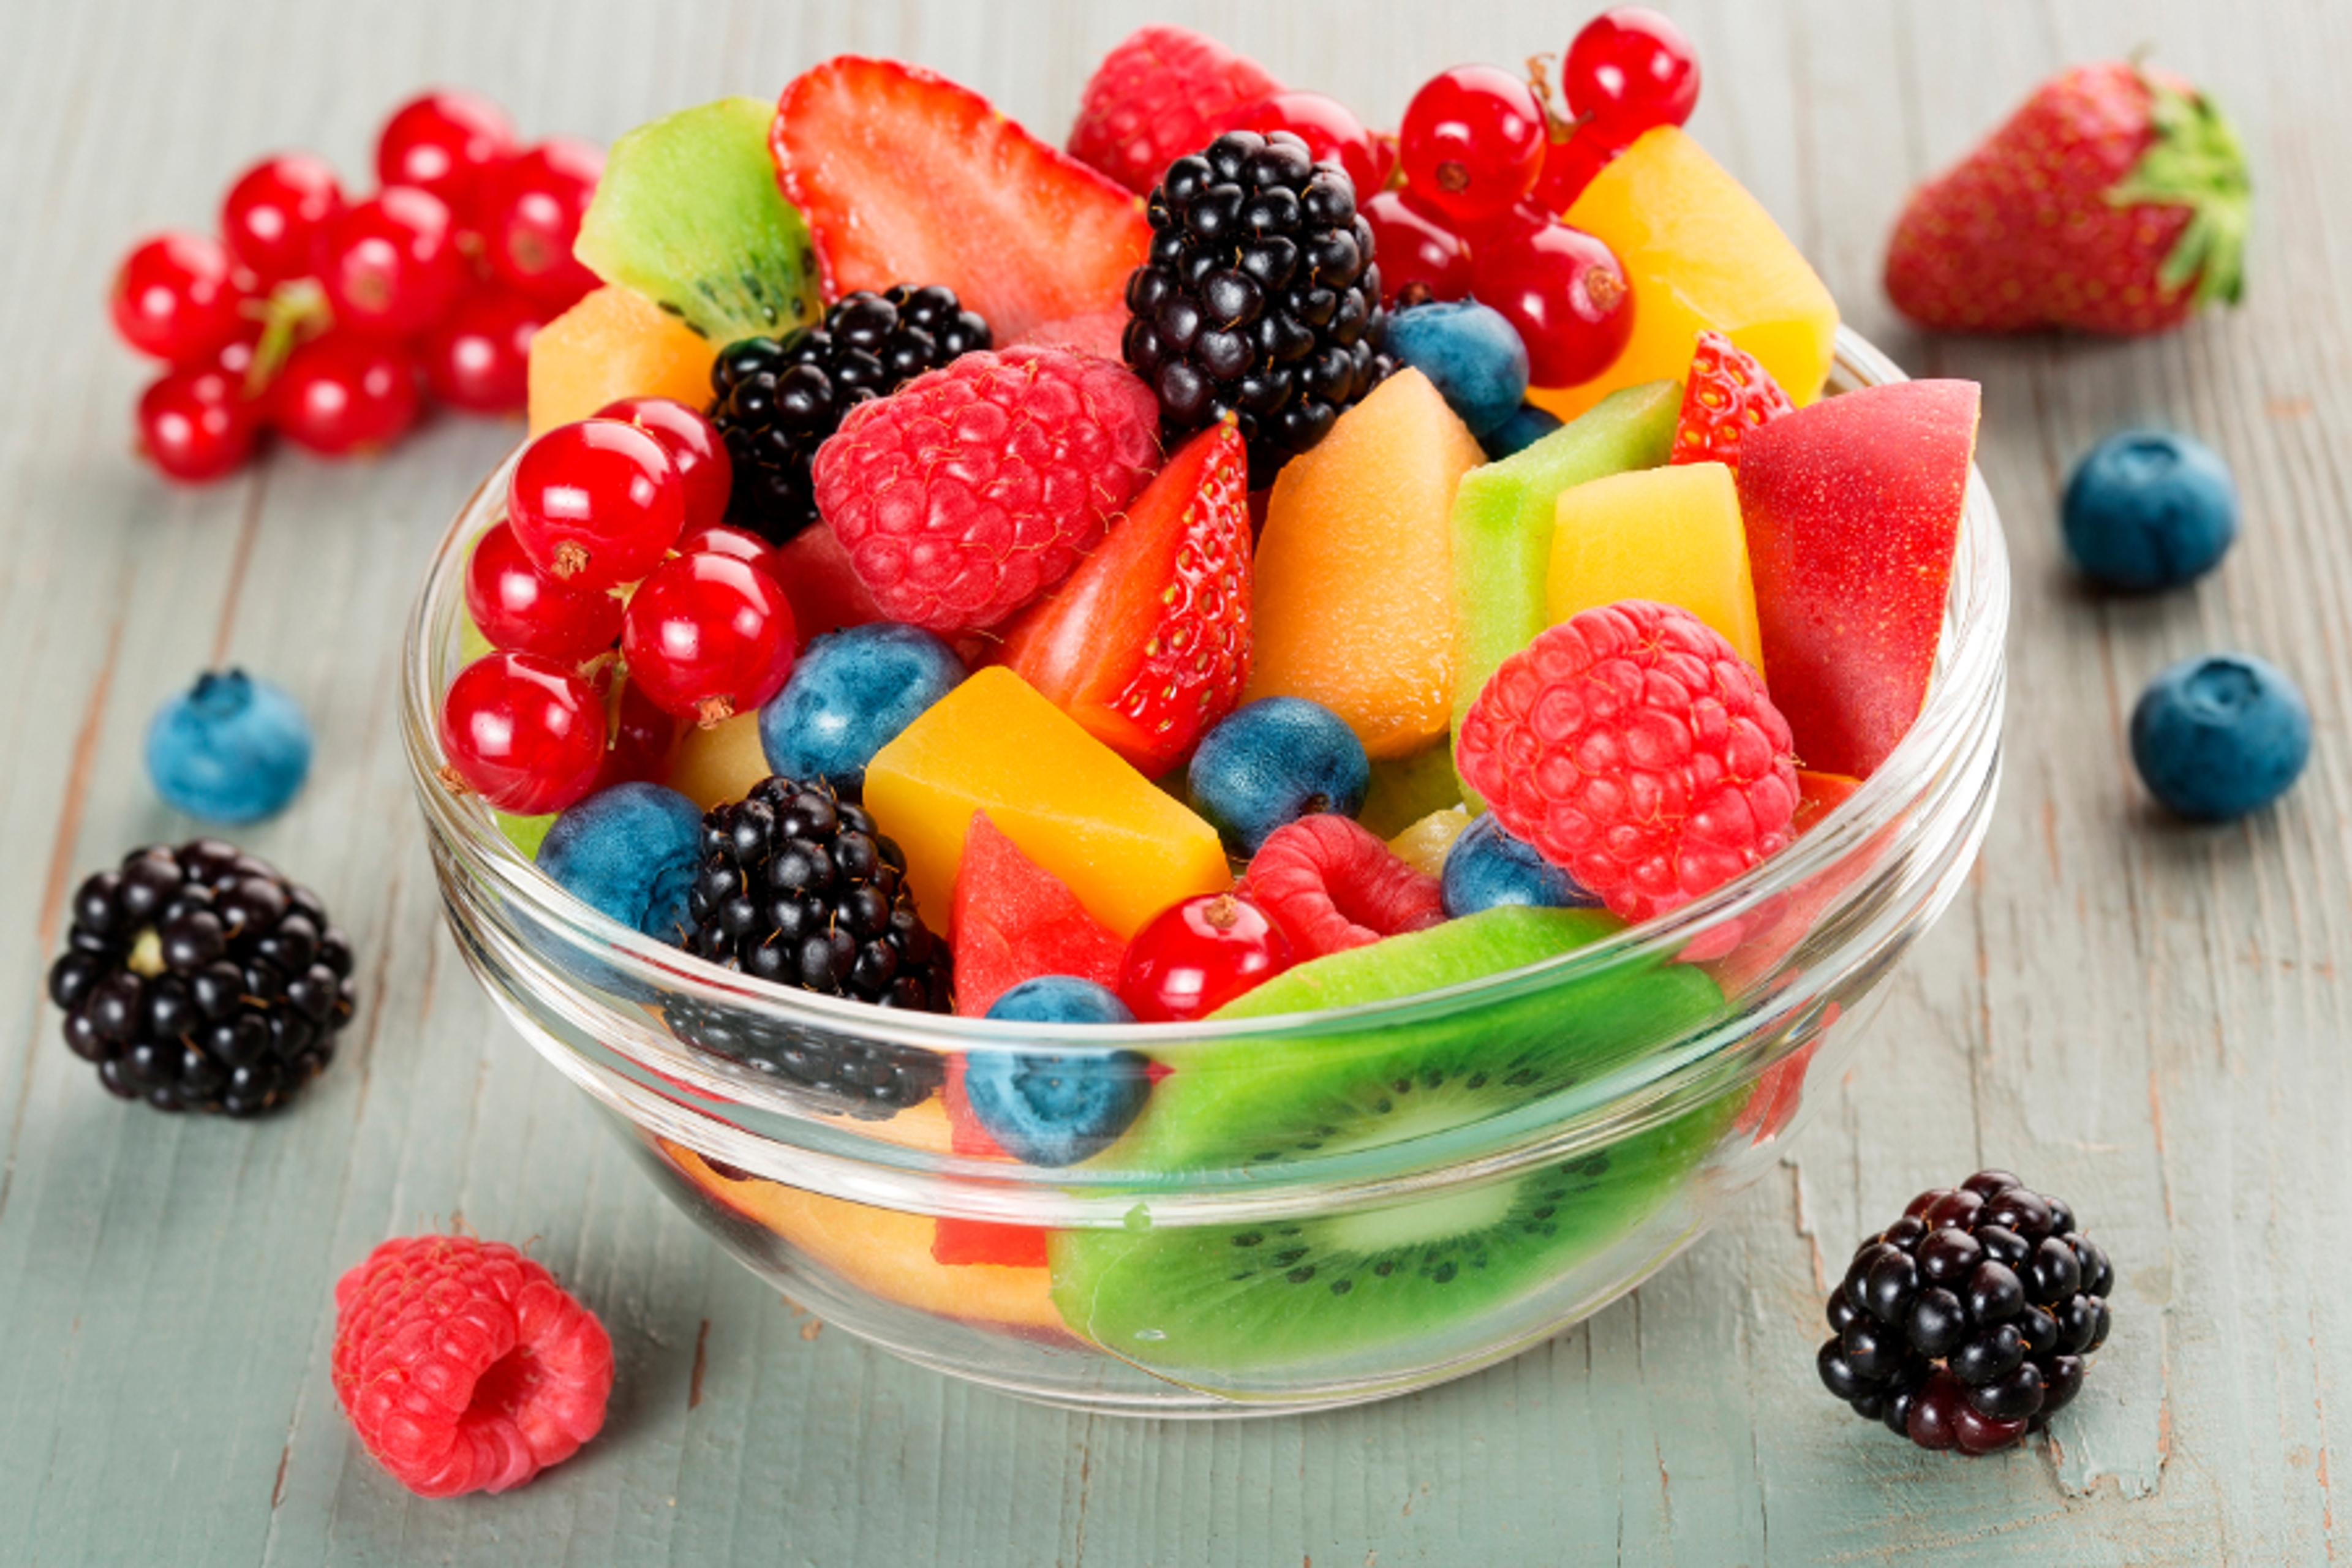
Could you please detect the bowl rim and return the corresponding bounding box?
[401,326,2010,1066]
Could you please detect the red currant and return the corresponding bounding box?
[272,333,423,456]
[1117,891,1294,1023]
[218,153,344,285]
[1471,220,1634,388]
[619,552,797,726]
[594,397,733,533]
[1219,92,1385,198]
[421,287,548,413]
[507,420,686,589]
[593,673,684,789]
[1531,127,1626,214]
[315,187,467,337]
[673,522,782,586]
[1397,66,1547,228]
[135,366,261,483]
[438,650,605,815]
[1563,7,1700,139]
[482,138,604,307]
[377,89,516,222]
[1360,190,1475,306]
[110,233,246,364]
[464,519,622,662]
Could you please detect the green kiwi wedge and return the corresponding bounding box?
[1049,908,1743,1380]
[573,97,822,344]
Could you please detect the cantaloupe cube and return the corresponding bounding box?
[1532,128,1838,423]
[1546,462,1764,675]
[862,668,1230,938]
[527,284,718,435]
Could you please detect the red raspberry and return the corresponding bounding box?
[1245,814,1447,960]
[814,347,1161,634]
[1067,24,1283,195]
[1456,601,1799,924]
[1669,330,1796,472]
[331,1235,613,1498]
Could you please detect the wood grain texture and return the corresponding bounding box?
[1,1,2344,1562]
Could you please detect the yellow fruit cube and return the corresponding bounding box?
[1532,127,1838,423]
[527,284,718,435]
[1546,462,1764,676]
[863,668,1231,938]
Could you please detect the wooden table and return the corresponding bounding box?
[2,2,2340,1561]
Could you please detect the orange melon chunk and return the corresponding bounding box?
[527,284,718,435]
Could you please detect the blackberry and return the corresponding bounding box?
[673,777,951,1117]
[1817,1170,2114,1455]
[1123,129,1393,483]
[706,285,992,545]
[45,840,357,1117]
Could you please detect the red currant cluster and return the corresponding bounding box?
[441,404,802,816]
[107,90,603,483]
[1359,6,1698,386]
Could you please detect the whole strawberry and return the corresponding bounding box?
[1885,62,2249,336]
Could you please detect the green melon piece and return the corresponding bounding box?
[496,810,556,859]
[1449,381,1681,807]
[574,97,822,344]
[1355,741,1466,840]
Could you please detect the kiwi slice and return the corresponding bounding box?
[1049,908,1742,1379]
[573,97,822,344]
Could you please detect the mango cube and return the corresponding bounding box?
[862,667,1230,938]
[1546,462,1764,675]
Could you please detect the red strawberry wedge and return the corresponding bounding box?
[1068,24,1283,195]
[774,57,1151,345]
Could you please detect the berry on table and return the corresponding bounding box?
[145,668,313,823]
[1186,695,1371,857]
[619,551,797,726]
[538,780,705,938]
[1562,7,1702,141]
[219,152,345,286]
[758,622,965,796]
[1670,330,1795,470]
[314,186,468,337]
[1244,814,1446,961]
[271,333,423,456]
[47,840,356,1115]
[1382,300,1531,437]
[594,396,733,535]
[965,977,1150,1167]
[1117,891,1294,1022]
[2130,652,2310,820]
[1360,189,1476,307]
[375,88,517,221]
[506,418,687,589]
[1397,65,1548,228]
[439,650,608,815]
[1439,811,1600,917]
[332,1234,612,1498]
[136,364,261,482]
[421,288,548,414]
[481,138,606,307]
[1470,219,1635,388]
[110,232,246,364]
[2061,428,2238,590]
[1067,23,1283,195]
[462,519,623,664]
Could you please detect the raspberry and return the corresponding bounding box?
[331,1235,613,1498]
[1245,814,1447,960]
[812,347,1162,634]
[1455,600,1799,925]
[1669,330,1796,471]
[1068,24,1283,195]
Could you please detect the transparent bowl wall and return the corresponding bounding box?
[402,329,2008,1415]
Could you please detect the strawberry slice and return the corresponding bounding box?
[996,421,1253,777]
[773,57,1151,345]
[1669,330,1796,472]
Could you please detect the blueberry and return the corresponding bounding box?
[1186,696,1371,856]
[144,669,312,823]
[2062,429,2237,590]
[759,623,966,794]
[2130,653,2310,820]
[966,978,1149,1166]
[1480,402,1564,461]
[1382,301,1530,437]
[1440,812,1600,918]
[537,782,704,938]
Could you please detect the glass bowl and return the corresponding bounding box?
[400,327,2007,1417]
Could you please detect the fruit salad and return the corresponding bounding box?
[420,13,1992,1401]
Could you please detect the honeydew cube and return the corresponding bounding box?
[1545,462,1764,675]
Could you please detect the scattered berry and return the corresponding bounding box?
[421,288,548,414]
[1245,815,1447,961]
[1471,219,1635,388]
[758,622,965,796]
[375,89,517,221]
[1118,890,1294,1023]
[1218,90,1385,199]
[815,346,1161,633]
[271,333,423,457]
[1480,401,1563,461]
[595,396,734,535]
[1068,23,1283,195]
[439,650,608,815]
[219,153,345,285]
[1360,189,1476,307]
[2130,653,2310,820]
[464,519,624,663]
[1439,812,1600,917]
[966,978,1149,1167]
[47,840,355,1115]
[1562,8,1702,141]
[2061,428,2237,590]
[314,186,467,337]
[481,138,606,306]
[145,669,313,823]
[507,418,687,589]
[1670,330,1795,470]
[620,551,798,726]
[136,364,261,482]
[110,232,245,364]
[1817,1171,2112,1454]
[332,1234,612,1498]
[1186,696,1371,857]
[1398,66,1548,228]
[538,782,704,939]
[1456,600,1798,924]
[1383,300,1532,437]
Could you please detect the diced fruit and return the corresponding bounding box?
[1793,769,1861,835]
[527,284,718,437]
[1441,812,1600,917]
[573,97,822,345]
[1389,804,1472,878]
[1545,461,1764,675]
[1448,379,1679,804]
[1737,379,1980,778]
[1245,815,1446,960]
[950,814,1126,1019]
[1245,368,1485,760]
[1116,891,1294,1023]
[935,1060,1053,1267]
[1185,696,1370,858]
[1068,24,1282,195]
[1536,127,1838,421]
[1355,742,1464,840]
[997,421,1251,774]
[775,57,1151,345]
[667,710,769,811]
[1670,330,1795,471]
[966,978,1148,1166]
[760,623,966,797]
[862,667,1231,939]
